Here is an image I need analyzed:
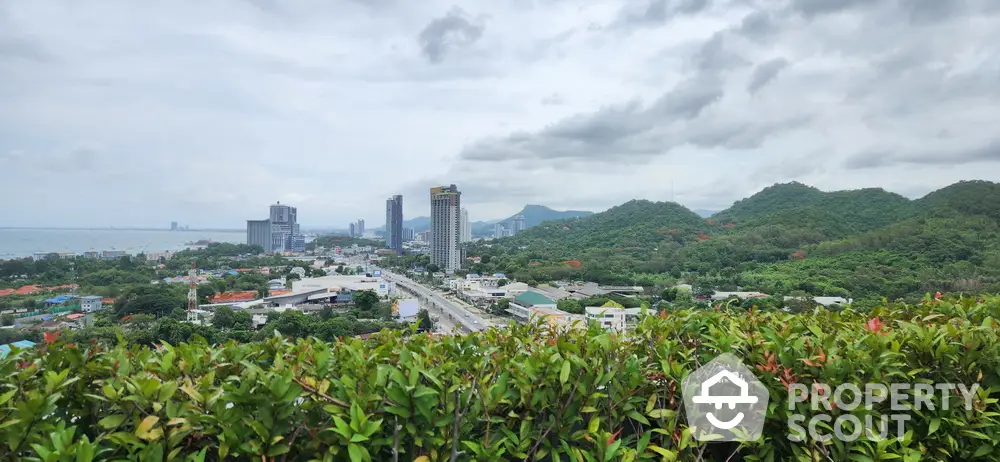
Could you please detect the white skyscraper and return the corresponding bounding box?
[430,185,462,272]
[460,208,471,243]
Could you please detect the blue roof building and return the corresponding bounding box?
[0,340,36,359]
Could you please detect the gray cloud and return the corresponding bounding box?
[788,0,872,18]
[418,6,486,64]
[613,0,712,29]
[1,0,998,227]
[845,140,1000,170]
[746,58,789,94]
[540,93,566,105]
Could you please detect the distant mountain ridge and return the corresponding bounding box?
[378,204,593,234]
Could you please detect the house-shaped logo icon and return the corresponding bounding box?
[682,353,769,441]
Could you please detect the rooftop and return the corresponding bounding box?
[0,340,35,359]
[210,291,259,303]
[513,290,556,307]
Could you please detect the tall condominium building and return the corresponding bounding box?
[267,201,304,252]
[430,184,462,272]
[512,214,526,235]
[402,227,415,242]
[385,195,404,255]
[494,222,505,239]
[460,208,471,243]
[246,219,273,253]
[349,222,357,237]
[358,219,365,235]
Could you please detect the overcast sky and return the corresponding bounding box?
[2,0,998,228]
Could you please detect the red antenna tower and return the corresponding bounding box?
[187,259,198,312]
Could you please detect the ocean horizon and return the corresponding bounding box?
[0,228,246,260]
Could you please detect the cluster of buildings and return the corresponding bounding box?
[494,214,525,238]
[246,202,306,253]
[348,219,366,238]
[31,250,135,262]
[188,273,417,328]
[378,184,470,272]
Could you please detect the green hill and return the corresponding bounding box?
[463,180,1000,301]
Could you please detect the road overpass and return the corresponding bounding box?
[381,270,489,333]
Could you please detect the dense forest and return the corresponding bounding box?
[464,180,1000,306]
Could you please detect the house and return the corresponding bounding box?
[80,296,104,313]
[507,291,557,322]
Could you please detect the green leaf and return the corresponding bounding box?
[0,389,16,406]
[135,416,159,438]
[627,410,650,426]
[348,443,363,462]
[99,414,126,430]
[267,444,290,457]
[974,444,993,458]
[928,417,940,435]
[560,361,571,385]
[645,394,656,414]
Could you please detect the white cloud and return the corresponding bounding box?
[1,0,999,228]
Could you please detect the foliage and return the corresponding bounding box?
[464,181,1000,301]
[307,235,381,252]
[2,295,1000,460]
[556,299,583,314]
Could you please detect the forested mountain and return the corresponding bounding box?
[506,204,593,227]
[464,180,1000,306]
[468,205,593,235]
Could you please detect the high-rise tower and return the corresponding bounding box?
[430,184,461,272]
[460,208,471,243]
[385,195,403,255]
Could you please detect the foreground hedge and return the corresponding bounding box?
[2,295,999,461]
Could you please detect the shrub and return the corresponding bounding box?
[1,295,999,460]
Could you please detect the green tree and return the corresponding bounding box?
[556,299,583,314]
[353,290,380,313]
[1,313,14,326]
[231,310,253,330]
[489,298,511,316]
[416,309,434,331]
[660,287,678,302]
[212,306,236,329]
[426,263,440,274]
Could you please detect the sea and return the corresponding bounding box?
[0,229,246,260]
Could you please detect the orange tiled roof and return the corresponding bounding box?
[103,298,116,304]
[269,289,292,296]
[0,289,14,297]
[15,285,42,295]
[210,291,258,303]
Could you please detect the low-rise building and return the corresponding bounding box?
[80,296,104,313]
[710,291,769,301]
[507,291,558,322]
[585,304,652,332]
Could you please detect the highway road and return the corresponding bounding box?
[379,269,490,333]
